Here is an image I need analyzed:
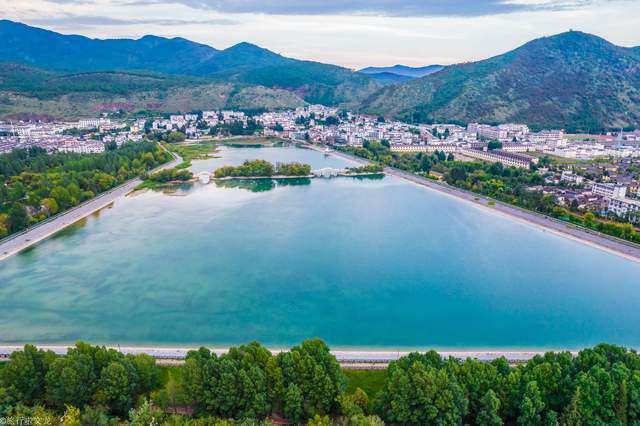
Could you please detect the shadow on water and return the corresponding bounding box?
[346,174,385,182]
[215,178,311,193]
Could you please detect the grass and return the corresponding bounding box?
[165,141,219,163]
[343,369,387,398]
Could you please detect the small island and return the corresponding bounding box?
[212,160,385,181]
[214,160,312,179]
[137,168,194,189]
[344,163,385,175]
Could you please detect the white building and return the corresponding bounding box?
[592,183,627,199]
[561,171,584,185]
[608,197,640,223]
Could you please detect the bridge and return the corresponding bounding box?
[195,171,213,183]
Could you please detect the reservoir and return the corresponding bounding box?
[1,145,639,349]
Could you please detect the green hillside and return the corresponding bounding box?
[362,31,640,131]
[0,20,380,109]
[0,63,304,119]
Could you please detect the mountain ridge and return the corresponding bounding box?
[0,19,380,109]
[362,31,640,131]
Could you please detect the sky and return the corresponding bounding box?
[3,0,640,69]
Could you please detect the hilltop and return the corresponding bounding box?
[362,31,640,131]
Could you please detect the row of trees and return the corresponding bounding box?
[214,160,311,178]
[180,340,345,423]
[380,343,640,425]
[0,142,171,238]
[145,168,194,184]
[345,164,384,174]
[0,342,160,417]
[2,342,640,424]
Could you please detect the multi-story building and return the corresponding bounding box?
[607,197,640,223]
[591,183,627,199]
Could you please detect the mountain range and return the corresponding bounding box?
[0,19,379,117]
[362,31,640,131]
[1,20,639,131]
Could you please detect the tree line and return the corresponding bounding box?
[0,142,171,238]
[2,341,639,425]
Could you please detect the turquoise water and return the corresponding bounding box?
[1,145,639,349]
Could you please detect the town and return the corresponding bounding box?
[1,105,640,225]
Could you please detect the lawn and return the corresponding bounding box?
[165,141,219,166]
[343,369,387,398]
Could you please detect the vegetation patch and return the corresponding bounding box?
[214,160,311,178]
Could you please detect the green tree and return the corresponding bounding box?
[96,362,136,416]
[62,405,81,426]
[0,344,51,405]
[129,398,161,426]
[277,339,346,420]
[50,186,72,209]
[45,353,96,408]
[284,384,303,424]
[477,390,502,426]
[7,203,29,232]
[518,381,545,426]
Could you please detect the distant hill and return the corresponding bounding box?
[0,20,380,112]
[359,64,444,78]
[362,31,640,132]
[0,62,304,119]
[361,72,414,85]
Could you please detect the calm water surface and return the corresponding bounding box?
[1,145,639,349]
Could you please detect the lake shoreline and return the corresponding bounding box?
[304,143,640,264]
[0,343,584,364]
[0,148,182,262]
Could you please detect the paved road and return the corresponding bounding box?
[0,149,181,262]
[308,144,640,263]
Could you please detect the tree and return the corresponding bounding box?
[518,381,545,426]
[379,354,468,425]
[284,384,303,424]
[129,399,161,426]
[62,405,81,426]
[45,353,96,408]
[50,186,72,209]
[488,141,503,150]
[96,362,136,416]
[339,388,369,417]
[450,166,468,182]
[7,203,29,232]
[308,414,330,426]
[0,344,51,405]
[477,390,502,426]
[277,339,346,420]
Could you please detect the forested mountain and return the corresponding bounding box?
[362,31,640,131]
[0,20,380,116]
[0,62,305,119]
